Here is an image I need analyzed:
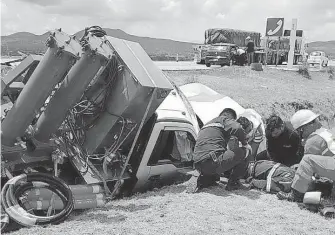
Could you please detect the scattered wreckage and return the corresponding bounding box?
[0,26,268,232]
[0,26,204,232]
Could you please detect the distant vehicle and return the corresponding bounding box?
[193,44,211,64]
[194,28,261,65]
[307,51,329,67]
[204,43,238,67]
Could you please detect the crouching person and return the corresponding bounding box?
[186,108,251,193]
[277,109,335,202]
[246,160,296,193]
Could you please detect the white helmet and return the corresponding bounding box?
[290,109,320,130]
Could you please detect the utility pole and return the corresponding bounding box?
[275,37,281,66]
[287,18,297,69]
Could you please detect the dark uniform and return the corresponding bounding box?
[193,116,248,188]
[256,123,303,166]
[246,40,255,65]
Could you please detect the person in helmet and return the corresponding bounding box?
[256,115,303,167]
[186,108,252,193]
[277,109,335,202]
[290,110,335,156]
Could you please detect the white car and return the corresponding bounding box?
[307,51,329,67]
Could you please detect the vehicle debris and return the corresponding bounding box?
[0,26,199,232]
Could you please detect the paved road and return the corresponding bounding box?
[154,61,215,71]
[155,60,335,71]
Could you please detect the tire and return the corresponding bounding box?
[200,59,205,65]
[205,63,211,67]
[220,64,224,67]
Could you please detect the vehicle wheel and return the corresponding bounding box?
[220,64,224,67]
[205,63,211,67]
[311,63,314,66]
[200,59,205,65]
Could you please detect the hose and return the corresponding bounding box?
[1,173,74,227]
[1,204,9,233]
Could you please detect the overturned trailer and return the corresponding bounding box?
[1,27,200,231]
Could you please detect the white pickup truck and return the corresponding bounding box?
[0,31,264,199]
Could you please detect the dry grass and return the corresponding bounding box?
[165,66,335,127]
[4,66,335,235]
[8,183,335,235]
[297,63,311,80]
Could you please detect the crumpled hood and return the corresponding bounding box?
[179,83,246,124]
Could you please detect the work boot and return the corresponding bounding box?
[226,179,244,191]
[276,189,304,202]
[201,175,219,188]
[186,170,201,194]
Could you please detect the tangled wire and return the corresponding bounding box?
[1,173,74,232]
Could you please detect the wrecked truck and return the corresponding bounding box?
[1,26,201,231]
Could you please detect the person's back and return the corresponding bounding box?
[304,127,335,156]
[245,37,255,65]
[246,41,255,53]
[239,108,265,144]
[187,108,250,193]
[193,116,247,163]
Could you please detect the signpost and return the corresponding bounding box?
[287,19,297,69]
[265,18,284,66]
[266,18,284,37]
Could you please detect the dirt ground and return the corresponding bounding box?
[5,66,335,235]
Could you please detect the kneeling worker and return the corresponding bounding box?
[277,109,335,202]
[237,108,266,161]
[187,108,251,193]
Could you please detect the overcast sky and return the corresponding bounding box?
[1,0,334,43]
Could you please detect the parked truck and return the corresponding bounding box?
[193,28,262,65]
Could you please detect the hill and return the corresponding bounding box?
[307,40,335,58]
[2,29,335,60]
[1,29,196,60]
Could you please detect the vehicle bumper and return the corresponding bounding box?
[205,57,229,65]
[307,59,321,64]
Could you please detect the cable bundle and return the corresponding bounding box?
[1,204,9,233]
[85,26,107,38]
[1,173,74,228]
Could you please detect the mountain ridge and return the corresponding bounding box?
[1,29,334,59]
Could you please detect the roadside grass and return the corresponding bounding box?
[166,66,335,127]
[4,66,335,235]
[8,182,335,235]
[297,62,311,79]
